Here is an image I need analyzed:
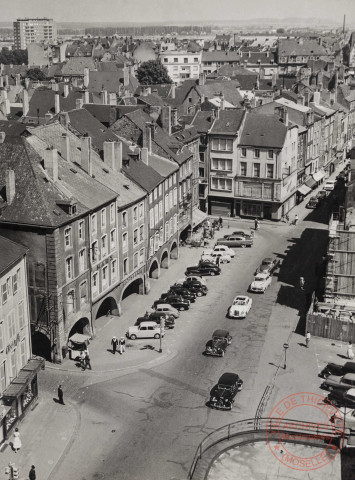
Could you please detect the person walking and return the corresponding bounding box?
[254,218,259,230]
[347,341,354,360]
[29,465,36,480]
[219,216,223,228]
[111,336,118,354]
[79,350,86,370]
[299,277,305,291]
[305,331,311,348]
[119,337,126,355]
[216,255,221,267]
[13,428,21,453]
[85,350,91,370]
[58,385,64,404]
[294,214,299,225]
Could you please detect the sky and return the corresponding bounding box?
[2,0,355,24]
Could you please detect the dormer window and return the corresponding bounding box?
[56,199,77,215]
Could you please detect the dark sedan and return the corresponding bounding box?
[216,235,253,248]
[153,294,189,311]
[205,329,232,357]
[174,279,208,296]
[136,312,175,329]
[185,264,221,276]
[319,362,355,379]
[209,372,243,410]
[316,190,327,201]
[255,257,280,275]
[168,286,196,302]
[224,231,251,239]
[306,196,319,209]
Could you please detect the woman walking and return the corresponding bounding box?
[347,341,354,360]
[13,427,21,453]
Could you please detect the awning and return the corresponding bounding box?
[297,185,312,196]
[2,358,44,401]
[312,170,325,182]
[305,176,317,189]
[192,209,208,229]
[69,333,91,345]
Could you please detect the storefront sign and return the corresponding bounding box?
[6,334,20,354]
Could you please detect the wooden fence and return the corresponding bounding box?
[306,311,355,342]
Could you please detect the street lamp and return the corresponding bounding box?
[158,317,165,353]
[283,343,289,370]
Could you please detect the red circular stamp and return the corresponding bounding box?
[266,392,345,471]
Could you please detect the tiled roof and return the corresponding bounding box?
[240,51,276,64]
[217,64,255,77]
[0,236,28,275]
[88,70,123,93]
[240,112,287,149]
[195,81,243,107]
[191,111,215,133]
[26,85,82,118]
[234,74,258,90]
[210,110,245,135]
[61,57,96,76]
[122,155,164,193]
[83,104,144,126]
[172,126,199,143]
[1,65,28,78]
[137,93,165,107]
[0,120,28,141]
[148,153,178,177]
[202,51,241,62]
[278,39,328,57]
[254,100,308,127]
[140,84,173,98]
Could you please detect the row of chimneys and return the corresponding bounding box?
[0,73,29,88]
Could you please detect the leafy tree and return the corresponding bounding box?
[0,48,28,65]
[26,68,45,81]
[276,28,285,34]
[136,60,172,85]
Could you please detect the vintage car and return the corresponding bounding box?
[255,257,280,275]
[322,373,355,392]
[153,294,190,311]
[223,231,251,239]
[183,275,207,286]
[228,295,252,318]
[154,304,180,318]
[174,280,208,296]
[324,180,336,191]
[209,372,243,410]
[316,190,327,201]
[135,313,175,329]
[249,272,272,293]
[185,264,221,276]
[126,321,164,340]
[212,245,236,257]
[327,387,355,409]
[306,196,319,209]
[216,235,253,248]
[320,362,355,379]
[200,251,231,264]
[205,329,232,357]
[330,389,355,429]
[168,285,196,302]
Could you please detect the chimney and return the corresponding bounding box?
[143,123,152,153]
[271,70,277,87]
[83,89,90,104]
[2,99,10,115]
[83,68,89,88]
[25,77,30,90]
[0,132,5,143]
[54,93,60,114]
[45,112,53,124]
[4,75,9,87]
[215,108,220,119]
[59,112,70,128]
[15,73,21,86]
[63,84,69,98]
[115,141,122,171]
[81,136,93,176]
[22,89,29,116]
[141,147,149,165]
[313,90,320,105]
[76,98,83,109]
[317,71,323,89]
[171,84,176,99]
[61,133,70,162]
[304,91,310,106]
[103,141,117,170]
[5,169,15,205]
[198,72,206,85]
[101,89,108,105]
[52,82,59,92]
[219,92,225,110]
[161,105,171,135]
[44,148,59,182]
[0,76,3,88]
[108,92,117,105]
[172,108,178,126]
[123,65,129,87]
[297,94,305,106]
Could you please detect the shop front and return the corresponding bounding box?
[0,358,44,443]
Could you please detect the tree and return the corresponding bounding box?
[26,68,45,81]
[0,48,28,65]
[276,28,285,34]
[136,60,172,85]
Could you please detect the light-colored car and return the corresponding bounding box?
[228,295,253,318]
[201,251,231,264]
[154,303,180,318]
[324,180,336,191]
[213,245,236,258]
[216,235,253,248]
[249,273,272,293]
[126,321,164,340]
[179,275,207,286]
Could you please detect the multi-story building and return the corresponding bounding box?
[0,236,44,444]
[277,38,331,75]
[13,18,57,50]
[159,50,202,84]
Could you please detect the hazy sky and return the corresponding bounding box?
[2,0,355,24]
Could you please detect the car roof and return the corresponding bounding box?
[255,272,269,278]
[344,388,355,398]
[262,258,273,263]
[213,329,230,337]
[343,373,355,380]
[343,362,355,371]
[218,372,240,385]
[155,303,172,308]
[138,321,158,327]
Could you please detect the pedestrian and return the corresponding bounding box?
[347,341,354,360]
[314,298,319,312]
[254,218,259,230]
[299,276,305,290]
[106,309,111,317]
[29,465,36,480]
[79,350,86,370]
[210,227,214,239]
[216,255,221,267]
[85,350,91,370]
[111,336,118,354]
[294,214,298,225]
[305,331,311,348]
[205,219,210,228]
[285,213,289,223]
[58,384,64,404]
[218,216,223,228]
[13,427,21,453]
[119,337,126,355]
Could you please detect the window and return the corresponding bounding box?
[79,282,87,305]
[111,259,117,281]
[134,252,138,269]
[165,194,169,213]
[158,184,162,196]
[211,177,232,191]
[102,266,108,289]
[266,164,274,179]
[122,211,127,228]
[110,203,115,223]
[140,225,144,242]
[154,188,157,201]
[12,273,18,296]
[164,58,168,62]
[150,209,154,228]
[101,208,106,228]
[122,232,128,252]
[79,221,85,240]
[92,272,98,297]
[253,163,260,177]
[64,227,72,248]
[101,235,108,257]
[211,138,233,151]
[10,350,17,381]
[149,237,154,257]
[184,57,188,63]
[267,150,274,159]
[240,162,247,176]
[123,258,128,276]
[173,188,177,206]
[174,58,178,63]
[165,221,169,241]
[139,248,145,266]
[241,148,247,157]
[133,206,138,223]
[159,201,163,220]
[110,229,116,250]
[154,232,159,251]
[20,339,27,369]
[79,248,86,272]
[8,310,16,339]
[139,203,144,218]
[149,193,153,204]
[17,268,21,289]
[18,301,25,329]
[211,158,232,171]
[91,240,98,263]
[194,57,198,62]
[154,204,159,224]
[169,176,173,188]
[66,257,73,279]
[91,213,97,233]
[0,360,6,393]
[6,277,11,298]
[254,149,260,158]
[66,289,75,314]
[133,228,138,246]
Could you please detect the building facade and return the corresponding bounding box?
[13,18,57,50]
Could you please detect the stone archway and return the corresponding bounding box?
[31,330,51,361]
[170,241,178,260]
[96,297,119,318]
[149,259,160,279]
[121,277,144,300]
[68,317,91,338]
[161,249,170,269]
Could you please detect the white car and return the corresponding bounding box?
[249,272,272,293]
[228,295,252,318]
[213,245,236,258]
[154,304,180,318]
[201,251,231,264]
[126,321,164,340]
[324,180,336,191]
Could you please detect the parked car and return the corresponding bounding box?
[255,257,280,275]
[232,231,251,238]
[184,275,207,286]
[228,295,253,319]
[168,285,196,302]
[329,389,355,429]
[154,304,180,318]
[316,190,327,201]
[209,372,243,410]
[324,180,337,191]
[320,362,355,379]
[212,245,236,257]
[205,329,232,357]
[322,373,355,392]
[153,294,190,311]
[217,235,253,248]
[306,196,319,209]
[185,264,221,276]
[249,272,272,293]
[201,251,231,264]
[126,321,164,340]
[135,313,175,329]
[327,387,355,408]
[174,280,208,297]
